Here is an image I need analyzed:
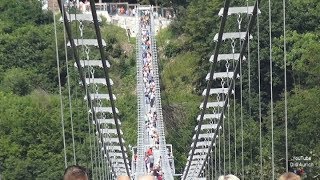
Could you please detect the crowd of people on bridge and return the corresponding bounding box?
[110,5,136,16]
[139,9,163,180]
[140,10,160,149]
[66,0,91,12]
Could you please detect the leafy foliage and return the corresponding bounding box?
[1,68,35,96]
[0,91,73,179]
[0,0,52,32]
[156,0,320,177]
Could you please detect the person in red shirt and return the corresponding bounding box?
[147,147,153,156]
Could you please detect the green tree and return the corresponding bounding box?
[273,31,320,88]
[1,68,35,96]
[272,88,320,178]
[287,0,320,33]
[0,90,91,179]
[0,0,52,31]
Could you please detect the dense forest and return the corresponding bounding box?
[158,0,320,179]
[0,0,319,179]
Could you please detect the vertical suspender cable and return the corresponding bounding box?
[227,65,231,173]
[61,1,77,165]
[215,139,217,178]
[93,121,98,179]
[233,15,239,178]
[97,139,102,180]
[237,13,245,179]
[233,58,237,175]
[211,150,214,179]
[208,159,210,179]
[228,94,231,173]
[54,13,68,169]
[103,143,107,180]
[283,0,288,173]
[239,37,244,180]
[222,92,226,175]
[107,159,111,180]
[246,0,253,176]
[218,126,221,175]
[75,10,95,176]
[231,40,237,176]
[86,101,94,177]
[268,0,275,179]
[240,43,244,180]
[257,0,263,178]
[247,1,251,116]
[232,51,237,175]
[101,148,106,180]
[107,157,112,180]
[64,22,77,166]
[218,103,221,176]
[65,0,77,166]
[89,77,98,179]
[102,142,106,180]
[96,142,101,180]
[82,42,94,180]
[85,41,98,180]
[206,157,209,179]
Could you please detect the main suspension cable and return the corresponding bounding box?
[197,0,261,177]
[56,0,117,176]
[182,1,232,178]
[88,0,131,176]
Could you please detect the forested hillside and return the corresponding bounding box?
[0,0,138,179]
[0,0,319,179]
[158,0,320,178]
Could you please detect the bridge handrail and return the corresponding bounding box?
[150,9,174,180]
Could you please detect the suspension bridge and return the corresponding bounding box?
[53,0,301,179]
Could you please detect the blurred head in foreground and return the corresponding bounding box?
[63,165,89,180]
[218,174,240,180]
[279,172,301,180]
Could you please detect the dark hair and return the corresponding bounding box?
[279,172,301,180]
[64,165,88,180]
